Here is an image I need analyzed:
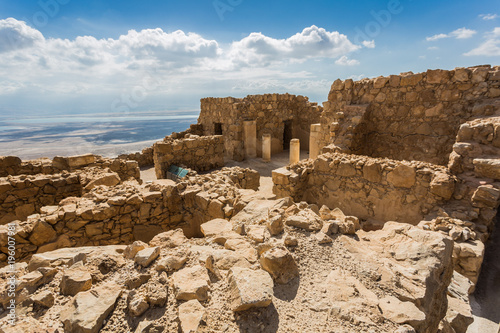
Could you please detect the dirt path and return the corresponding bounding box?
[467,212,500,333]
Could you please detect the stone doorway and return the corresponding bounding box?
[283,120,292,150]
[214,122,223,135]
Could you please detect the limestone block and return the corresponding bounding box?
[259,245,299,284]
[426,69,450,84]
[156,252,188,272]
[128,291,149,317]
[28,221,57,246]
[200,219,233,238]
[363,162,382,182]
[228,267,274,312]
[471,185,500,208]
[172,265,211,301]
[32,290,55,308]
[149,229,187,248]
[379,296,426,329]
[387,164,416,188]
[60,282,122,333]
[124,241,147,259]
[473,158,500,180]
[430,172,455,200]
[67,154,96,169]
[179,300,206,333]
[135,246,160,267]
[60,262,92,296]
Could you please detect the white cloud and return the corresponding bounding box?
[427,46,439,50]
[0,17,44,53]
[335,55,360,66]
[426,33,449,42]
[426,27,476,41]
[480,13,499,20]
[227,25,360,66]
[464,27,500,56]
[362,40,375,48]
[450,27,477,39]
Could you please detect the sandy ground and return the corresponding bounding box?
[467,213,500,333]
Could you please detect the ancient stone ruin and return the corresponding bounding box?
[0,65,499,332]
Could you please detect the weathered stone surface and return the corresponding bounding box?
[260,245,299,284]
[473,158,500,179]
[430,172,455,200]
[228,267,274,312]
[128,291,149,317]
[172,266,210,301]
[445,296,473,333]
[149,229,187,248]
[156,252,188,272]
[60,282,122,333]
[124,241,147,259]
[178,300,206,333]
[32,290,55,308]
[200,219,233,238]
[285,209,322,231]
[28,221,57,246]
[60,262,93,296]
[471,185,500,208]
[135,247,160,267]
[387,164,416,188]
[379,296,426,327]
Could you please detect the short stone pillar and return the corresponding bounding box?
[262,134,271,162]
[243,120,257,159]
[309,123,322,160]
[290,139,300,164]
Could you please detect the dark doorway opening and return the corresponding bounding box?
[214,123,223,135]
[283,120,292,150]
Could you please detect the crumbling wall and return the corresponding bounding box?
[0,154,140,182]
[199,94,322,161]
[0,167,260,263]
[153,135,224,179]
[273,152,456,225]
[0,173,82,225]
[321,65,500,165]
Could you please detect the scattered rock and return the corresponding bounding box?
[128,291,149,317]
[172,265,211,301]
[124,241,148,259]
[228,267,274,312]
[60,282,122,333]
[60,262,93,296]
[178,299,206,333]
[149,229,187,248]
[260,245,299,284]
[135,247,160,267]
[32,290,55,308]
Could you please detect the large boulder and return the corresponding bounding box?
[259,245,299,284]
[228,267,274,312]
[60,282,122,333]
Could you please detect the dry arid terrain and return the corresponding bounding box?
[1,65,500,333]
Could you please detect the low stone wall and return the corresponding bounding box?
[199,94,322,161]
[118,147,154,168]
[273,152,456,225]
[0,154,140,182]
[320,65,500,165]
[0,167,259,263]
[153,135,224,179]
[0,173,82,225]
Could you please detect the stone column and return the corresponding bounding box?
[309,123,322,160]
[262,134,271,162]
[290,139,300,164]
[243,120,257,159]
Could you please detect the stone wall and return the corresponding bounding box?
[118,147,154,168]
[0,173,82,225]
[153,135,224,179]
[320,65,500,165]
[0,167,259,263]
[199,94,322,161]
[273,152,456,225]
[0,154,140,182]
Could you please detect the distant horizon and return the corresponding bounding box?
[0,0,499,116]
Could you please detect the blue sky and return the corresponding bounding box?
[0,0,499,116]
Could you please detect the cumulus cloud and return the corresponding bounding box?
[426,27,477,41]
[227,25,360,66]
[362,40,375,48]
[480,13,498,20]
[335,55,360,66]
[0,18,44,53]
[465,27,500,56]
